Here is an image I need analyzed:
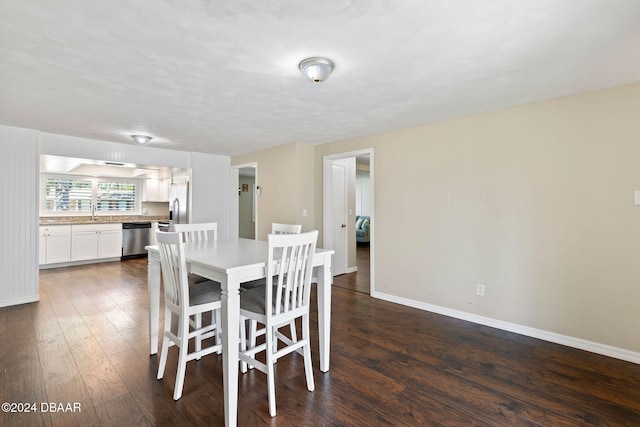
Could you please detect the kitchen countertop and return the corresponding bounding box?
[39,215,169,226]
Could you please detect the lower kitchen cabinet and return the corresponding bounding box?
[71,224,122,261]
[39,225,72,265]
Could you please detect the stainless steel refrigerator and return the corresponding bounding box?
[169,182,189,229]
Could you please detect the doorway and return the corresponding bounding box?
[323,149,374,295]
[232,163,257,239]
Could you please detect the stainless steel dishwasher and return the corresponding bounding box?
[122,222,152,259]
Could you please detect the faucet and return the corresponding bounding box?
[92,203,97,221]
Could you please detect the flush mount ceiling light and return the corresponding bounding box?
[131,134,152,144]
[299,57,334,83]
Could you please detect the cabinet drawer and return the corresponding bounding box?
[72,223,121,232]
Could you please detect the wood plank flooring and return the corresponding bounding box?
[1,258,640,426]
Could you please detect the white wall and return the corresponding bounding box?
[0,125,39,307]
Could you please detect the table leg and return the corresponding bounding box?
[147,254,161,355]
[317,253,332,372]
[221,275,240,427]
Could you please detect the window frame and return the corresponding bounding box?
[40,173,141,217]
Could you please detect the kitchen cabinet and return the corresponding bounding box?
[71,224,122,261]
[39,225,71,265]
[145,178,170,201]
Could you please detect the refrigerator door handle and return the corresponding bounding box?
[172,198,180,224]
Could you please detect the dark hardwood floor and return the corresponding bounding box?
[333,243,370,295]
[2,258,640,426]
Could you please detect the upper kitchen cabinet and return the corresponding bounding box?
[145,178,170,201]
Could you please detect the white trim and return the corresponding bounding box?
[372,290,640,365]
[346,266,358,274]
[0,295,39,308]
[39,257,122,270]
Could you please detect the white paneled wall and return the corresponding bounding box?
[0,125,39,307]
[190,152,231,238]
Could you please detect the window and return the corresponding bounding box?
[44,178,93,212]
[97,181,136,212]
[43,175,139,215]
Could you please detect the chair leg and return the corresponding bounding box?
[215,309,222,354]
[173,317,189,400]
[302,314,315,392]
[240,316,248,373]
[157,308,172,380]
[289,320,297,343]
[195,313,202,360]
[248,320,258,370]
[265,325,277,417]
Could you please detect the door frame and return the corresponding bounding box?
[323,148,375,294]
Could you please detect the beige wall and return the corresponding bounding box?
[233,83,640,355]
[232,142,315,240]
[315,82,640,354]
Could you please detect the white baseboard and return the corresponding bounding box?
[372,290,640,365]
[39,257,122,270]
[0,294,39,308]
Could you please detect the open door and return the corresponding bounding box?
[330,161,348,275]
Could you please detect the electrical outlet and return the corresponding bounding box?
[476,284,486,297]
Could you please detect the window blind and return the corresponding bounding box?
[44,178,92,212]
[97,181,136,212]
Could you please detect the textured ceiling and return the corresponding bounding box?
[1,0,640,156]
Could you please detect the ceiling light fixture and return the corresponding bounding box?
[131,134,152,144]
[299,57,334,83]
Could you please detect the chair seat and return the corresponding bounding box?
[241,285,296,316]
[188,273,210,285]
[189,280,222,306]
[240,285,269,314]
[241,278,266,290]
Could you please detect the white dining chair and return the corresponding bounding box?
[238,230,318,417]
[241,223,303,359]
[271,223,302,235]
[173,222,217,243]
[241,223,302,291]
[155,231,223,400]
[173,222,222,352]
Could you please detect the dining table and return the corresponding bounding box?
[146,238,334,427]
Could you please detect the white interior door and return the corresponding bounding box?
[331,162,348,275]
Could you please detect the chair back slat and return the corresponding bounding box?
[156,231,189,310]
[173,222,218,243]
[267,230,318,317]
[271,223,302,235]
